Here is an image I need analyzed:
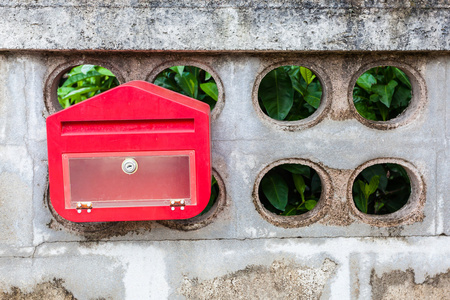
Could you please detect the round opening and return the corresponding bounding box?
[158,169,226,231]
[197,175,220,216]
[257,66,323,121]
[351,163,411,215]
[57,65,120,109]
[153,65,219,110]
[153,65,221,220]
[259,163,322,216]
[352,66,412,121]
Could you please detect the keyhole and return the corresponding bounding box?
[122,158,138,174]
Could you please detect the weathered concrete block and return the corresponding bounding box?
[0,1,449,51]
[0,146,34,248]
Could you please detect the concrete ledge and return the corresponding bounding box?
[0,1,449,51]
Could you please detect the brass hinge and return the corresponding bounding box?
[170,199,186,211]
[76,202,93,213]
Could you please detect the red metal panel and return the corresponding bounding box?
[47,81,211,222]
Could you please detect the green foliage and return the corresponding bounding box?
[258,66,322,121]
[259,164,321,216]
[154,66,218,110]
[57,65,119,109]
[352,164,411,215]
[353,67,412,121]
[153,65,220,216]
[198,176,219,216]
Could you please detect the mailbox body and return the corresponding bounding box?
[47,81,211,222]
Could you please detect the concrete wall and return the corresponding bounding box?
[0,2,449,299]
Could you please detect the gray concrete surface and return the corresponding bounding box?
[0,51,448,299]
[0,1,449,299]
[0,1,449,51]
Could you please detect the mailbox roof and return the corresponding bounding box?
[49,80,210,121]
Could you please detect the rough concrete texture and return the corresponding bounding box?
[180,259,337,299]
[0,237,448,299]
[1,279,76,300]
[370,268,450,300]
[0,1,450,51]
[0,2,449,297]
[0,51,447,299]
[14,51,444,242]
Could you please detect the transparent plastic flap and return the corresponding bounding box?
[62,151,195,209]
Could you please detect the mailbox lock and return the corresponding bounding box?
[122,158,138,174]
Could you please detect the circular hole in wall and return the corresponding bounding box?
[347,158,425,227]
[57,64,120,109]
[158,169,226,231]
[351,163,411,215]
[352,66,412,122]
[153,65,219,111]
[253,159,332,228]
[259,163,322,216]
[45,184,119,235]
[152,65,222,225]
[257,65,323,121]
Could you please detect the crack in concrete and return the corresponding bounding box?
[0,234,442,260]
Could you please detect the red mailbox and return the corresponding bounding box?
[47,81,211,222]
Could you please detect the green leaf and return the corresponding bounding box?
[200,82,218,101]
[367,175,380,196]
[374,201,385,214]
[62,71,103,87]
[392,85,412,108]
[353,95,368,103]
[205,72,212,81]
[393,68,411,89]
[291,76,307,97]
[170,66,185,77]
[354,102,377,121]
[305,200,317,211]
[96,67,116,77]
[376,102,390,121]
[57,87,75,97]
[261,172,289,211]
[280,164,310,178]
[68,65,83,75]
[383,66,394,84]
[288,67,307,97]
[292,174,306,203]
[60,86,104,101]
[282,205,297,216]
[80,65,96,74]
[371,80,398,108]
[58,97,71,109]
[356,180,368,213]
[154,76,181,92]
[356,73,377,92]
[175,72,198,98]
[370,94,380,103]
[361,165,388,192]
[199,176,218,216]
[300,67,315,85]
[259,68,294,120]
[304,85,321,109]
